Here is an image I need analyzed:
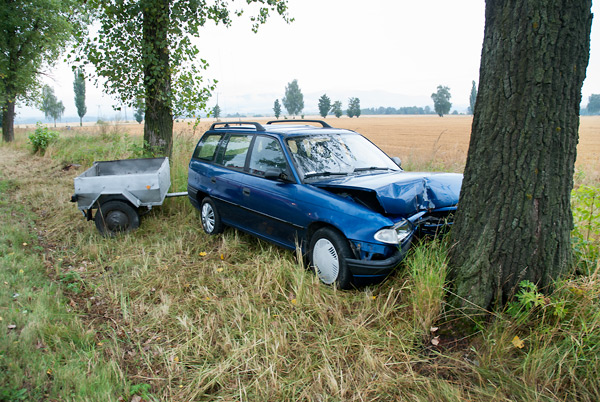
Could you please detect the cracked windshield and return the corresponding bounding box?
[287,133,400,179]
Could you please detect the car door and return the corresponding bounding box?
[208,133,254,227]
[241,135,303,249]
[188,132,223,205]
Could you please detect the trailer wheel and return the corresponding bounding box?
[95,200,140,236]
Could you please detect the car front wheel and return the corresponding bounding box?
[200,197,223,235]
[309,227,353,289]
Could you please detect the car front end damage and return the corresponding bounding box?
[343,205,457,283]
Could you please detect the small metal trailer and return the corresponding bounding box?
[70,157,187,236]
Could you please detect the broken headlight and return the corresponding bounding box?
[374,219,413,245]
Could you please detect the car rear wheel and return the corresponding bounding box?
[200,197,223,235]
[309,227,353,289]
[94,200,140,236]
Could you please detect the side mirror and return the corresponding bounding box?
[264,168,289,182]
[392,156,402,168]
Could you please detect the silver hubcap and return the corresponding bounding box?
[313,238,339,284]
[201,203,215,232]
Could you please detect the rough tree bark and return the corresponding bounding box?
[142,0,173,157]
[448,0,592,312]
[2,98,15,143]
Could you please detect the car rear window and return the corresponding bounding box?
[193,134,222,161]
[220,135,253,170]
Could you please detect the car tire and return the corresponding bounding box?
[94,200,140,236]
[200,197,223,235]
[309,227,353,289]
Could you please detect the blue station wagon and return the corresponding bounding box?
[188,120,462,289]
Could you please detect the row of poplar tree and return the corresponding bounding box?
[39,69,146,127]
[271,80,362,119]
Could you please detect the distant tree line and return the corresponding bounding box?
[581,93,600,115]
[361,106,434,115]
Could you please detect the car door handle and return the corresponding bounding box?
[211,177,216,183]
[243,188,250,196]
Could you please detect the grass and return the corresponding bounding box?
[0,180,125,401]
[1,121,599,401]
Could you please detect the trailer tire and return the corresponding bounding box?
[95,200,140,236]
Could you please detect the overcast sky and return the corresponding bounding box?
[17,0,600,122]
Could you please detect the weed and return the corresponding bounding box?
[127,138,155,158]
[28,123,59,155]
[406,239,448,336]
[572,185,600,274]
[129,383,153,400]
[59,271,85,294]
[0,387,28,401]
[506,280,565,325]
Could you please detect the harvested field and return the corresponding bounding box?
[314,115,600,175]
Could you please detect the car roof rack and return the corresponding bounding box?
[266,119,332,128]
[209,121,266,131]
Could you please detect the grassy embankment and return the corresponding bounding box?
[1,118,598,401]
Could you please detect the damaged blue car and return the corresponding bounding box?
[187,120,462,289]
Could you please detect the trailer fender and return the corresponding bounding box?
[96,191,141,209]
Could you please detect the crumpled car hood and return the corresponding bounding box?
[313,171,463,216]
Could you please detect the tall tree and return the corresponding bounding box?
[318,94,331,118]
[73,68,87,126]
[0,0,85,142]
[587,94,600,114]
[431,85,452,117]
[133,99,145,124]
[40,85,65,128]
[448,0,592,313]
[332,101,343,118]
[282,79,304,117]
[80,0,291,156]
[212,104,221,120]
[347,97,361,118]
[468,80,477,115]
[273,99,282,119]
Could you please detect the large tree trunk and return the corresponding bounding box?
[2,99,15,143]
[448,0,592,312]
[142,0,173,157]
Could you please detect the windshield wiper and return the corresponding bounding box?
[353,167,393,173]
[303,171,349,179]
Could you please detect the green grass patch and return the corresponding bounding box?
[0,177,125,400]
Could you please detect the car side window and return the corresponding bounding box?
[219,135,253,170]
[193,134,222,161]
[248,136,288,176]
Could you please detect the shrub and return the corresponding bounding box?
[572,185,600,274]
[28,123,59,155]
